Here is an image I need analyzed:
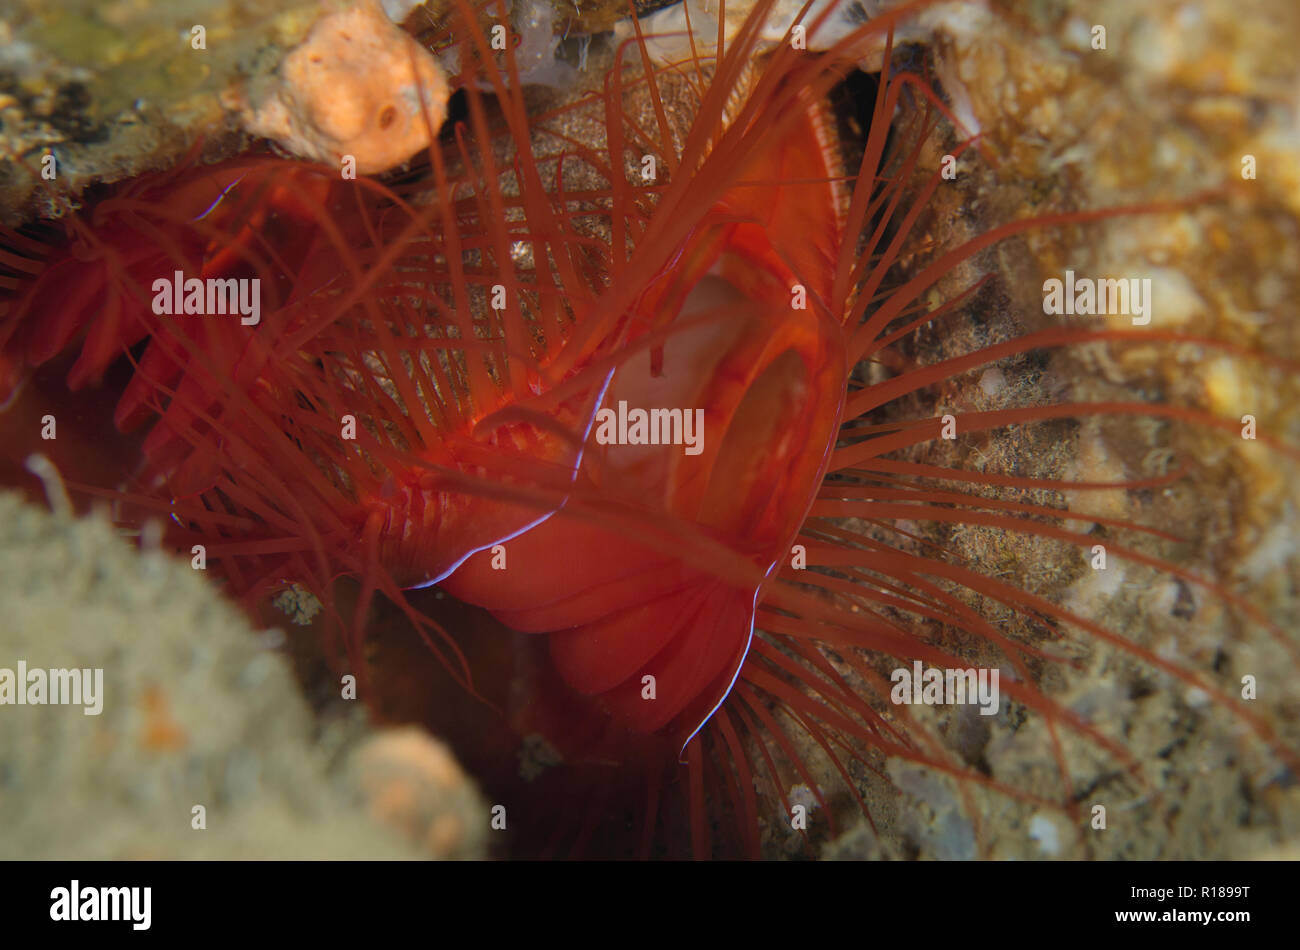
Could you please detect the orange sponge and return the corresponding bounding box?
[236,0,449,175]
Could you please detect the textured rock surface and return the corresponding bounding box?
[0,490,487,859]
[815,0,1300,860]
[0,0,322,225]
